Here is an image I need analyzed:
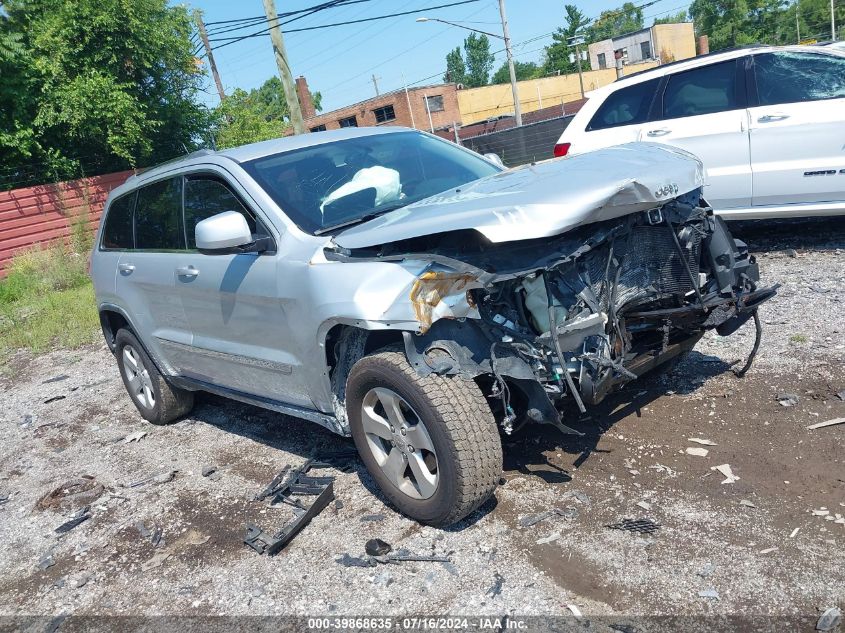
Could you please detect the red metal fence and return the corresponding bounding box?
[0,170,133,276]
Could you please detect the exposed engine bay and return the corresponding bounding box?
[328,189,777,435]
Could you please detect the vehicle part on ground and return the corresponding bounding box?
[607,518,662,534]
[346,349,502,527]
[114,329,193,425]
[54,506,91,534]
[244,459,335,556]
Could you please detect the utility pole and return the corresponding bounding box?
[262,0,306,135]
[498,0,522,127]
[569,36,586,99]
[832,0,837,41]
[194,10,226,102]
[796,4,801,43]
[371,74,380,96]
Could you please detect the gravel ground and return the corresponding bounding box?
[0,218,843,628]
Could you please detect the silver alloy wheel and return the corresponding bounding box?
[360,387,439,500]
[122,344,156,410]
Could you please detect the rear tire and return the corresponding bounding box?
[114,329,194,425]
[346,349,502,527]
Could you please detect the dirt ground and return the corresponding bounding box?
[0,218,843,629]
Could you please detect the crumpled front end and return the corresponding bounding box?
[327,190,775,436]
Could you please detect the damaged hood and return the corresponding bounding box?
[333,142,704,249]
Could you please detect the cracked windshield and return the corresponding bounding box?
[242,131,500,234]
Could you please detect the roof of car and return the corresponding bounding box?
[125,126,413,186]
[599,45,839,94]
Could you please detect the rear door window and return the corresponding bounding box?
[662,60,738,119]
[587,78,660,131]
[134,177,185,251]
[183,177,265,250]
[753,51,845,105]
[101,192,135,250]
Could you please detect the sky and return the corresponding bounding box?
[188,0,690,112]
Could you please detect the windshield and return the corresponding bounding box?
[241,131,501,234]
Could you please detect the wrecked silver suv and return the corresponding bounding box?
[91,128,775,526]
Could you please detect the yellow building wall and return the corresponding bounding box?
[457,61,658,125]
[652,23,696,63]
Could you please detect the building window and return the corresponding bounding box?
[310,124,327,132]
[597,53,607,69]
[373,105,396,124]
[640,41,651,59]
[338,116,358,128]
[425,95,445,112]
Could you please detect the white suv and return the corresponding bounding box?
[555,46,845,219]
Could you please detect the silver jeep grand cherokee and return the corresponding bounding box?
[91,127,775,526]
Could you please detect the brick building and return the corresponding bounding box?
[295,76,463,133]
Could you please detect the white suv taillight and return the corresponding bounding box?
[553,142,571,157]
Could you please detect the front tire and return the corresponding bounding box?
[346,349,502,527]
[114,329,194,425]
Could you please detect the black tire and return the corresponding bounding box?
[346,349,502,527]
[114,329,194,425]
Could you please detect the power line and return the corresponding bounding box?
[207,0,483,51]
[204,0,372,38]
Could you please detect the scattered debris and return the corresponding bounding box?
[777,393,800,407]
[42,375,70,384]
[568,490,592,505]
[567,604,583,619]
[698,588,720,600]
[519,507,578,527]
[37,476,103,511]
[759,547,778,554]
[365,538,392,557]
[789,528,800,538]
[336,553,374,568]
[334,499,344,510]
[711,464,739,484]
[812,509,830,516]
[739,499,756,508]
[123,430,147,443]
[128,470,177,488]
[201,465,217,477]
[607,518,661,535]
[244,459,335,556]
[55,505,91,534]
[360,514,386,522]
[784,248,797,258]
[816,607,841,632]
[686,447,709,457]
[689,438,716,446]
[697,562,716,578]
[141,551,170,571]
[150,526,164,548]
[38,553,55,570]
[807,417,845,430]
[133,521,151,539]
[636,501,652,511]
[836,390,845,402]
[43,395,66,404]
[73,572,92,589]
[185,530,210,546]
[536,531,561,545]
[486,573,504,597]
[649,464,678,477]
[0,492,9,506]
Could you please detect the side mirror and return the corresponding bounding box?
[195,211,253,250]
[483,153,504,168]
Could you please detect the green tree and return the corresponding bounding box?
[543,4,591,76]
[689,0,791,49]
[444,47,467,84]
[0,0,212,187]
[463,32,495,87]
[491,60,540,84]
[587,2,646,41]
[212,77,323,149]
[654,10,690,24]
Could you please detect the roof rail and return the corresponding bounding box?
[616,44,766,81]
[124,148,217,183]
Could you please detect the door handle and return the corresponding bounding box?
[175,266,199,278]
[646,128,671,137]
[118,263,135,274]
[758,113,789,122]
